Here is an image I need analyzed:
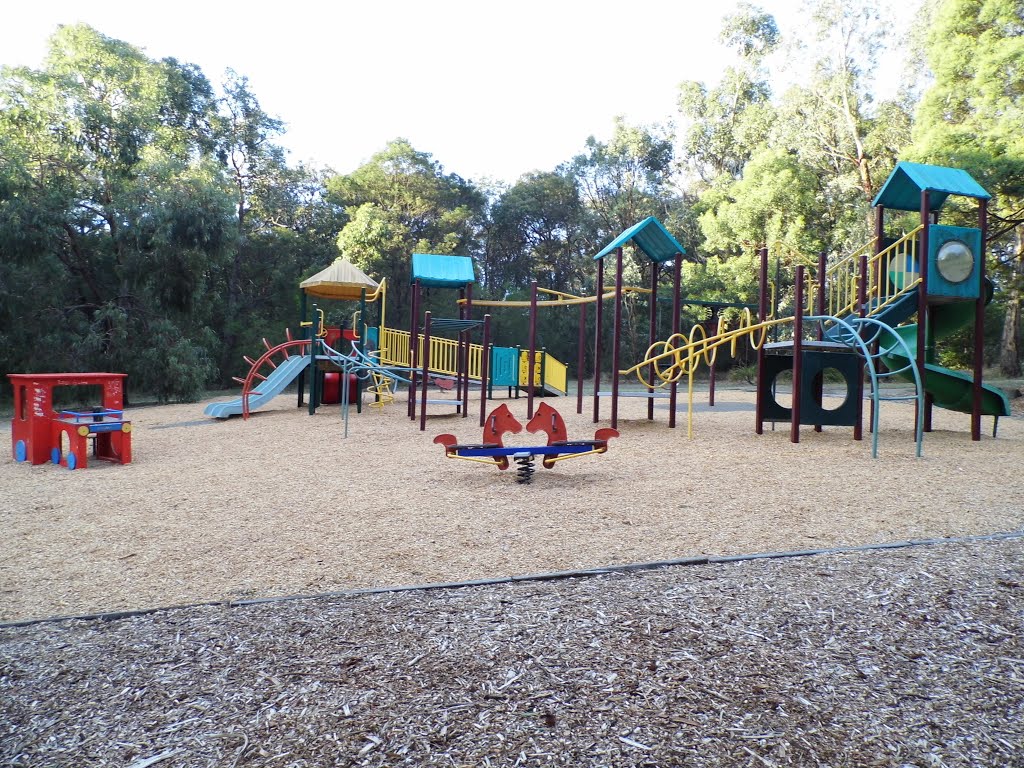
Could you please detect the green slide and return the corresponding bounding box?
[876,282,1011,417]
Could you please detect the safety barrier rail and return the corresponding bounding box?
[378,326,566,392]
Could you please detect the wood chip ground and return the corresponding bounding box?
[1,538,1022,766]
[1,387,1022,765]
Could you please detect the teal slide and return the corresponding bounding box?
[204,354,311,419]
[874,283,1011,418]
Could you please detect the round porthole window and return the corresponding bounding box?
[936,240,974,283]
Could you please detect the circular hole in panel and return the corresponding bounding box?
[769,368,793,409]
[813,368,850,412]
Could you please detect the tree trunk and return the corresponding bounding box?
[998,228,1023,376]
[999,231,1024,378]
[1000,294,1021,376]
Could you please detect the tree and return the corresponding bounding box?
[569,117,676,243]
[677,3,780,183]
[485,171,588,294]
[0,24,230,400]
[327,139,485,322]
[908,0,1024,375]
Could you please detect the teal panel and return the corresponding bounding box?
[594,217,685,263]
[411,253,476,287]
[490,347,519,387]
[872,162,990,212]
[927,225,982,300]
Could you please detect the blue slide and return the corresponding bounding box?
[204,354,311,419]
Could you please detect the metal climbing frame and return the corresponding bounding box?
[808,314,924,458]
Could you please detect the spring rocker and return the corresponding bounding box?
[433,403,618,483]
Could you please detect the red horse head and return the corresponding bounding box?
[525,402,567,446]
[483,403,522,447]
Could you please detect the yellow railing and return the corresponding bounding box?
[518,350,568,394]
[377,326,567,392]
[822,237,877,317]
[865,226,923,315]
[542,353,568,394]
[810,227,923,319]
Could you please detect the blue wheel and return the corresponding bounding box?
[15,440,26,462]
[51,447,61,465]
[67,452,77,470]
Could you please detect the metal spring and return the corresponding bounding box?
[515,454,535,484]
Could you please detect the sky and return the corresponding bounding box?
[2,0,817,184]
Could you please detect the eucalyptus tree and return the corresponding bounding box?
[677,3,780,183]
[568,116,679,278]
[485,170,590,294]
[908,0,1024,374]
[771,0,913,249]
[0,24,231,399]
[327,139,486,321]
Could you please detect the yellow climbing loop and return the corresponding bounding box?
[620,308,792,438]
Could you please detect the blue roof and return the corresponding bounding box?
[872,162,990,212]
[594,217,686,263]
[411,254,476,288]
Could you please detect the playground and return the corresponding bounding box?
[2,383,1021,623]
[3,162,1024,765]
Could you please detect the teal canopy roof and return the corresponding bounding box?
[872,162,990,212]
[593,217,686,263]
[411,254,476,288]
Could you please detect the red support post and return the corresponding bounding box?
[408,280,420,420]
[461,284,473,418]
[814,251,826,432]
[527,280,538,419]
[610,247,624,430]
[419,311,432,432]
[647,260,659,420]
[577,302,586,414]
[972,199,987,440]
[918,190,931,434]
[593,258,604,423]
[791,265,804,444]
[755,247,768,435]
[669,253,682,429]
[708,310,716,408]
[480,313,491,428]
[855,253,868,442]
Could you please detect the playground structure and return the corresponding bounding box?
[434,402,619,483]
[204,162,1011,459]
[207,254,571,426]
[8,373,132,470]
[607,162,1011,455]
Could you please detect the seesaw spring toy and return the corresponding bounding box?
[433,402,618,483]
